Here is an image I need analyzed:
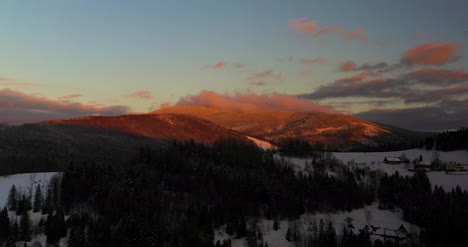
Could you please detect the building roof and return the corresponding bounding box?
[384,157,401,162]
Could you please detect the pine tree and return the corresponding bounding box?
[20,211,31,241]
[273,218,279,231]
[33,185,43,213]
[0,207,10,242]
[42,188,53,215]
[16,194,25,216]
[7,185,17,211]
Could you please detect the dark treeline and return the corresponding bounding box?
[0,123,168,176]
[379,171,468,247]
[1,138,466,247]
[424,128,468,151]
[57,139,375,246]
[276,138,326,157]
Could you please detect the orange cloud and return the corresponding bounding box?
[168,90,336,113]
[129,91,153,99]
[58,94,84,100]
[401,42,461,65]
[288,18,368,42]
[203,60,226,69]
[339,61,358,72]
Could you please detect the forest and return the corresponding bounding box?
[424,128,468,151]
[0,139,467,247]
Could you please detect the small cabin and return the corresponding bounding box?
[444,162,466,172]
[384,157,402,165]
[372,225,411,241]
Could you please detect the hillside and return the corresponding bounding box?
[46,113,248,143]
[154,106,424,149]
[0,123,169,175]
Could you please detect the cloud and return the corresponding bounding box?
[355,99,468,131]
[288,18,368,42]
[0,82,34,86]
[203,60,226,69]
[129,91,153,99]
[248,81,268,86]
[339,60,388,72]
[303,67,468,103]
[58,94,84,100]
[0,77,33,86]
[166,90,336,113]
[404,85,468,103]
[0,88,131,124]
[299,56,326,64]
[247,70,284,82]
[403,68,468,85]
[401,42,461,65]
[299,70,314,76]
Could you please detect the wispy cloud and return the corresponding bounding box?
[58,94,84,100]
[288,18,368,42]
[129,91,153,99]
[203,60,226,69]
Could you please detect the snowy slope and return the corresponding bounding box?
[282,149,468,192]
[332,148,468,165]
[0,172,58,208]
[214,203,419,247]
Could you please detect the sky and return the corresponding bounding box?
[1,0,467,131]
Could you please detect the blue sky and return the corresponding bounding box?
[1,0,467,130]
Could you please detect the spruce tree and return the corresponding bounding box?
[273,218,279,231]
[33,185,43,213]
[20,211,31,241]
[0,207,10,242]
[7,185,17,211]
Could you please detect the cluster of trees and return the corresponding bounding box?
[2,138,466,246]
[379,171,468,247]
[53,139,375,246]
[0,175,66,247]
[424,128,468,151]
[276,138,326,157]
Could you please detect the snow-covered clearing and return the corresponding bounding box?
[214,203,419,247]
[247,136,274,149]
[282,149,468,192]
[0,172,58,209]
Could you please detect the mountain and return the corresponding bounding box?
[153,105,422,149]
[46,113,248,144]
[39,105,428,151]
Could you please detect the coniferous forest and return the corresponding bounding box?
[1,139,467,247]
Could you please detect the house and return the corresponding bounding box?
[384,157,401,165]
[444,162,466,172]
[372,225,411,241]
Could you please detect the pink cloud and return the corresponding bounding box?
[248,81,268,86]
[247,70,283,82]
[299,56,326,64]
[339,61,358,72]
[401,42,461,65]
[167,90,336,113]
[0,88,131,124]
[129,91,153,99]
[288,18,368,42]
[58,94,84,100]
[203,60,226,69]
